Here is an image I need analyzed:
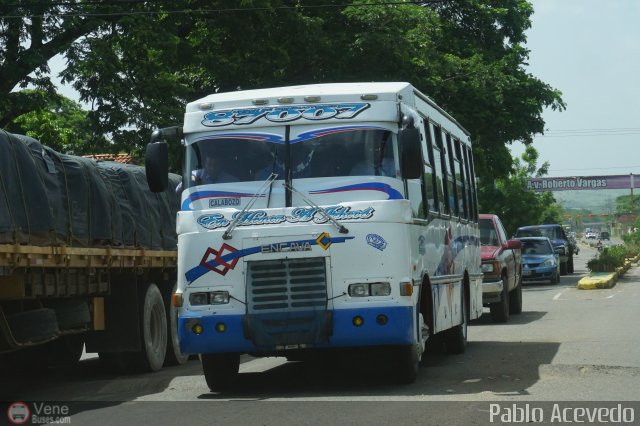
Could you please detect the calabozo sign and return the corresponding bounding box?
[527,174,639,192]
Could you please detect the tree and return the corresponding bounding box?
[478,145,563,236]
[1,1,565,181]
[6,90,107,154]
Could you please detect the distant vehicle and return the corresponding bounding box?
[518,237,560,285]
[585,232,598,239]
[479,214,523,323]
[514,224,574,275]
[600,231,610,240]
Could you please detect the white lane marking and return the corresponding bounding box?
[606,291,623,299]
[553,288,568,301]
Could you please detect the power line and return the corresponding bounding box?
[537,127,640,138]
[1,1,443,19]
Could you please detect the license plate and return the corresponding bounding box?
[523,270,532,276]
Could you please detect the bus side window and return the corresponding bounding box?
[445,133,459,218]
[406,121,426,218]
[453,138,468,219]
[431,123,448,215]
[464,144,478,221]
[422,119,437,213]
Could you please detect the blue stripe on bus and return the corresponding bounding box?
[178,306,415,354]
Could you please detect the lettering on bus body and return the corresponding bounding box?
[201,103,371,127]
[196,205,375,230]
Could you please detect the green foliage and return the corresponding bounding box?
[1,1,564,179]
[477,145,563,236]
[615,194,639,215]
[586,245,628,273]
[5,90,107,155]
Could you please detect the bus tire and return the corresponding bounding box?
[508,278,523,315]
[394,345,419,384]
[489,276,509,323]
[164,282,189,366]
[133,283,167,372]
[445,289,467,354]
[201,353,240,392]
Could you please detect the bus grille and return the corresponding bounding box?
[247,258,327,313]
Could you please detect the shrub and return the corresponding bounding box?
[587,245,627,272]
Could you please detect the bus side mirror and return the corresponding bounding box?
[145,141,169,192]
[399,127,422,179]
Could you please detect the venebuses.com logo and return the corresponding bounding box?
[5,401,71,425]
[6,402,30,425]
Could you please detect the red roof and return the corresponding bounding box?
[83,153,135,164]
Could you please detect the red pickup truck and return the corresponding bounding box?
[479,214,523,322]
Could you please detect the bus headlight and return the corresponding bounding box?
[189,291,230,305]
[370,282,391,296]
[348,282,391,297]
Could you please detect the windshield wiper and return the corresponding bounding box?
[222,173,279,240]
[283,182,349,234]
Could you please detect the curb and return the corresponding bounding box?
[577,272,617,290]
[577,254,639,290]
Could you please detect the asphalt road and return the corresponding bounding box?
[1,241,639,425]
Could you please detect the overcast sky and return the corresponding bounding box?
[511,0,640,178]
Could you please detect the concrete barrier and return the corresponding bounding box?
[577,272,618,290]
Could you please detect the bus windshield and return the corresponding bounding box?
[183,128,397,188]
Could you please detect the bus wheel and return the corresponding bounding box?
[394,345,419,384]
[164,282,189,366]
[134,283,167,372]
[201,353,240,392]
[445,290,467,354]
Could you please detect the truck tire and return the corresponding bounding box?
[560,260,568,275]
[202,353,240,392]
[567,255,574,274]
[508,278,523,315]
[6,308,59,343]
[164,282,189,366]
[444,289,467,354]
[490,276,509,323]
[133,283,168,372]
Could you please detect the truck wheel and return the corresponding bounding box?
[201,353,240,392]
[490,276,509,323]
[508,278,522,315]
[6,308,59,343]
[164,282,189,366]
[134,283,167,372]
[560,261,568,275]
[567,255,574,274]
[444,289,467,354]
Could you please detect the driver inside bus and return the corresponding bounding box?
[193,155,239,184]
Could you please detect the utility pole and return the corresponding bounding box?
[631,173,635,215]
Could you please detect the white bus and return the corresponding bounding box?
[146,82,483,390]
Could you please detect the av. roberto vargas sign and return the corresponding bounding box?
[527,174,639,192]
